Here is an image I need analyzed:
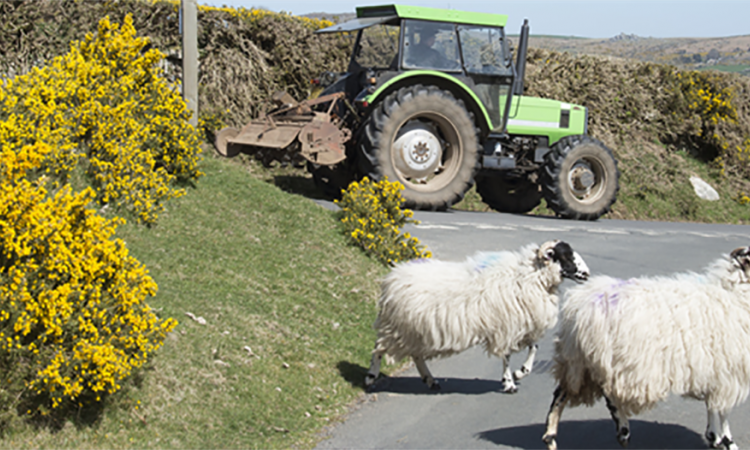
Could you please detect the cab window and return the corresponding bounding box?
[402,20,460,71]
[458,25,511,75]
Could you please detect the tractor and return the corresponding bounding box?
[214,4,619,220]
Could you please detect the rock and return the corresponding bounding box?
[689,176,720,201]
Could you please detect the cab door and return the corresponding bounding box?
[457,25,515,132]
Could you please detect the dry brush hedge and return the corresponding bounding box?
[0,0,351,138]
[3,1,750,190]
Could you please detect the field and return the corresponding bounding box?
[527,33,750,76]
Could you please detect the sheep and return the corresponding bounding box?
[542,246,750,450]
[364,240,590,393]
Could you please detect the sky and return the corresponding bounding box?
[201,0,750,39]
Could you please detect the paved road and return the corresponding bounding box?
[314,205,750,450]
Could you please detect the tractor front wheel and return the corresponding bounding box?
[541,135,619,220]
[358,85,480,210]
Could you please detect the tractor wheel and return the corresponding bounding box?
[541,135,619,220]
[476,172,542,214]
[215,127,240,158]
[358,85,480,210]
[307,161,357,200]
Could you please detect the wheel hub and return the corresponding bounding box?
[569,162,596,196]
[393,121,442,179]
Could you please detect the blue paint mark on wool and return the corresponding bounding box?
[472,252,508,273]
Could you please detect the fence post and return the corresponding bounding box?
[181,0,198,128]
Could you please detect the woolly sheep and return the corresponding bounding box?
[542,246,750,450]
[364,240,590,393]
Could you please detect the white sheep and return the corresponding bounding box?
[542,246,750,450]
[364,240,590,393]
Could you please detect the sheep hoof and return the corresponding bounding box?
[428,380,441,391]
[501,381,518,394]
[513,367,530,381]
[542,434,557,450]
[721,437,737,450]
[706,431,721,448]
[364,374,381,392]
[617,427,630,448]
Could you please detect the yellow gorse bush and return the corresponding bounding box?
[0,14,202,224]
[336,177,431,267]
[0,144,177,414]
[677,71,738,172]
[151,0,335,32]
[680,71,737,127]
[197,3,334,30]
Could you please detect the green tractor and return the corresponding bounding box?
[215,4,619,220]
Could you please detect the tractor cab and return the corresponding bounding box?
[317,4,522,133]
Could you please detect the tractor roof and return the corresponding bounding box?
[316,4,507,34]
[359,5,507,27]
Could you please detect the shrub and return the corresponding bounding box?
[0,14,202,225]
[0,144,177,417]
[336,177,431,267]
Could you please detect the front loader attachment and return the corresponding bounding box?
[214,92,352,166]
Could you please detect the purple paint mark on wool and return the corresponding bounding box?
[408,258,430,265]
[593,278,634,312]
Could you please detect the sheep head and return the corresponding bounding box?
[538,240,589,283]
[730,246,750,283]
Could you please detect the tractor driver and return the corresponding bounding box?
[408,27,458,70]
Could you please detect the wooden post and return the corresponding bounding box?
[181,0,198,128]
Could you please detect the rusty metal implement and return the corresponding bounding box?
[214,91,351,166]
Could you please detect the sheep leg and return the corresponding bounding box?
[501,354,518,393]
[706,408,738,450]
[364,347,385,390]
[706,409,722,448]
[718,411,737,450]
[413,356,440,390]
[513,344,538,381]
[542,385,568,450]
[605,396,630,447]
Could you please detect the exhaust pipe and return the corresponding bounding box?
[513,19,529,96]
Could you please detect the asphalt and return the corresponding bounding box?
[313,202,750,449]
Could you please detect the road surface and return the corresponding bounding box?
[315,206,750,449]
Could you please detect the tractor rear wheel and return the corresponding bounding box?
[476,172,542,214]
[541,135,619,220]
[358,85,480,210]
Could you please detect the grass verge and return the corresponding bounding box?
[1,154,388,449]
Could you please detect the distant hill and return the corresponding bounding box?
[526,34,750,76]
[303,12,355,23]
[303,12,750,76]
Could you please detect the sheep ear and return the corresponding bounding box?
[544,248,556,261]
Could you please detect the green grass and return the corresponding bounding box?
[0,155,389,449]
[610,145,750,223]
[696,64,750,73]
